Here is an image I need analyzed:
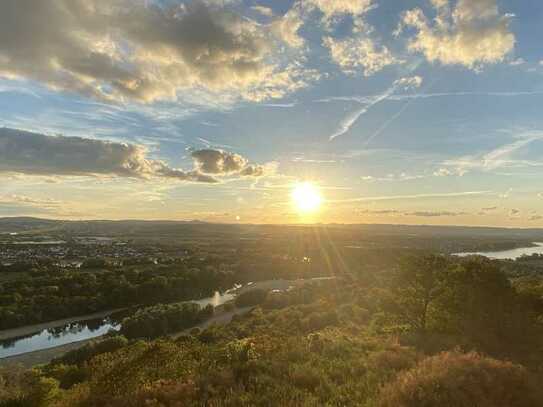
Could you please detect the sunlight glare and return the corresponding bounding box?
[292,182,322,214]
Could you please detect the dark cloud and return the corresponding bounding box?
[509,208,521,218]
[357,209,402,215]
[0,127,217,182]
[191,148,272,177]
[407,211,468,217]
[358,209,468,218]
[0,0,307,103]
[192,149,248,174]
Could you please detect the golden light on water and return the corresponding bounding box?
[291,182,322,214]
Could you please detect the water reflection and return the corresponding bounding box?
[454,242,543,260]
[1,279,330,359]
[0,314,124,359]
[0,289,238,359]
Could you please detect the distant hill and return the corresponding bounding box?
[1,216,543,243]
[0,217,62,232]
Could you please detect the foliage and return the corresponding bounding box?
[2,253,543,406]
[0,264,232,330]
[0,367,59,407]
[51,335,129,366]
[234,289,268,308]
[378,351,543,407]
[120,303,214,339]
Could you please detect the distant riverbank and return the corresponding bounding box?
[454,242,543,260]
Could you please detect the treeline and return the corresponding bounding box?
[0,264,235,330]
[120,302,214,339]
[379,255,543,364]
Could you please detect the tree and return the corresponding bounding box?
[386,254,451,334]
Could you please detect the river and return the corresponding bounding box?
[454,242,543,260]
[0,278,332,359]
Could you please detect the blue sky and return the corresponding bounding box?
[0,0,543,225]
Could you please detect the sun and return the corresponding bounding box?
[292,182,322,214]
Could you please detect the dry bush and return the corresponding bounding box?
[367,344,420,375]
[118,379,197,407]
[378,351,543,407]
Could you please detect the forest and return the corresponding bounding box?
[2,253,543,406]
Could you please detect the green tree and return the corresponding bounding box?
[386,254,451,334]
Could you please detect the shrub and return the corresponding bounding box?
[43,364,86,389]
[378,351,543,407]
[52,335,129,366]
[0,368,59,407]
[301,311,338,332]
[366,344,420,378]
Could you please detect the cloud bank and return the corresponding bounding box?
[0,0,314,103]
[398,0,515,69]
[323,36,398,77]
[0,128,271,182]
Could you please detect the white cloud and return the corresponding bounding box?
[434,167,467,176]
[0,0,315,104]
[331,190,492,203]
[251,5,274,17]
[0,194,62,209]
[397,0,515,70]
[433,168,452,177]
[323,36,398,76]
[360,172,425,182]
[442,132,543,174]
[304,0,375,28]
[270,7,305,48]
[499,188,513,199]
[510,58,525,66]
[394,76,423,89]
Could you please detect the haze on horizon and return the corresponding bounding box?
[1,0,543,227]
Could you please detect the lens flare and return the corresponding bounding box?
[292,182,322,214]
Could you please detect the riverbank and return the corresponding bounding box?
[0,305,253,368]
[0,308,127,341]
[454,242,543,260]
[0,277,336,366]
[0,338,95,368]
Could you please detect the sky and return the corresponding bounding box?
[1,0,543,226]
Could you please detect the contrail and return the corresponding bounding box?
[363,99,412,147]
[328,85,397,141]
[362,77,438,146]
[327,89,543,142]
[328,76,424,141]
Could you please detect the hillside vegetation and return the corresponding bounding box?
[1,254,543,406]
